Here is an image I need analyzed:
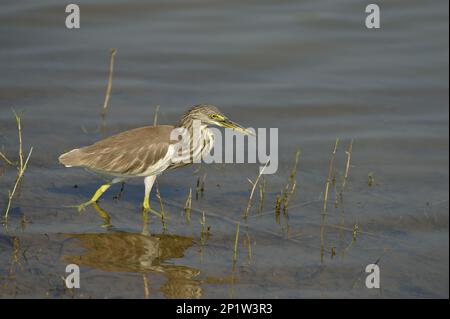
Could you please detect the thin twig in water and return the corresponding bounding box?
[275,195,281,224]
[0,151,14,166]
[244,160,270,219]
[143,275,150,299]
[323,139,339,213]
[155,180,167,232]
[101,49,116,116]
[184,188,192,223]
[200,211,210,245]
[3,112,33,220]
[233,222,240,264]
[153,105,160,126]
[12,111,24,169]
[288,149,301,186]
[196,176,200,200]
[258,176,266,214]
[195,173,207,200]
[281,149,301,216]
[333,173,339,209]
[352,223,359,242]
[100,49,116,133]
[341,139,353,192]
[320,138,339,263]
[338,140,353,238]
[368,172,375,187]
[4,148,33,220]
[246,232,252,262]
[200,173,206,198]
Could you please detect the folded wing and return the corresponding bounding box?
[59,125,175,177]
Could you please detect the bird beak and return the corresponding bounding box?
[219,118,256,136]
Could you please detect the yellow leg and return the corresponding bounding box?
[141,176,156,235]
[142,176,156,212]
[143,195,150,212]
[75,183,111,212]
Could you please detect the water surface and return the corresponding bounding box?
[0,0,448,298]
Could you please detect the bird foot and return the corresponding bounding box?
[142,201,150,213]
[65,201,94,212]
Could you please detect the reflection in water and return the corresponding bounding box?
[63,232,203,298]
[91,202,113,229]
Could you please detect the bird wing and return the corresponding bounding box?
[59,125,176,176]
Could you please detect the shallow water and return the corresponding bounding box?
[0,0,448,298]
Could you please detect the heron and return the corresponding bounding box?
[59,104,253,212]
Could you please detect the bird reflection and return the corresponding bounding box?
[90,201,155,235]
[91,202,113,229]
[63,229,203,298]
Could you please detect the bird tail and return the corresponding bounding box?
[58,149,82,167]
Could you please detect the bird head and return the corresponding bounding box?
[181,104,255,136]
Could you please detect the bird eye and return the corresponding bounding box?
[210,114,219,119]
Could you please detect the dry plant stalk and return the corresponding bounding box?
[194,171,206,200]
[200,211,207,234]
[246,232,252,262]
[243,161,270,218]
[184,187,192,223]
[16,112,24,169]
[288,149,301,186]
[9,236,22,275]
[153,105,160,126]
[101,49,117,116]
[258,176,266,214]
[338,140,354,238]
[3,112,33,220]
[143,275,150,299]
[281,149,301,216]
[233,222,240,264]
[341,139,353,191]
[200,173,206,198]
[282,181,297,217]
[0,151,14,166]
[155,180,167,232]
[200,211,210,245]
[275,195,281,224]
[320,138,339,263]
[195,176,201,200]
[323,139,339,213]
[352,224,359,242]
[281,183,289,216]
[333,173,339,209]
[368,172,374,187]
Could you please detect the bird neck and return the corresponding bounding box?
[177,118,208,134]
[172,119,214,164]
[177,116,194,130]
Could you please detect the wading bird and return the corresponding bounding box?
[59,104,253,212]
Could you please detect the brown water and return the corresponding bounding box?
[0,0,448,298]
